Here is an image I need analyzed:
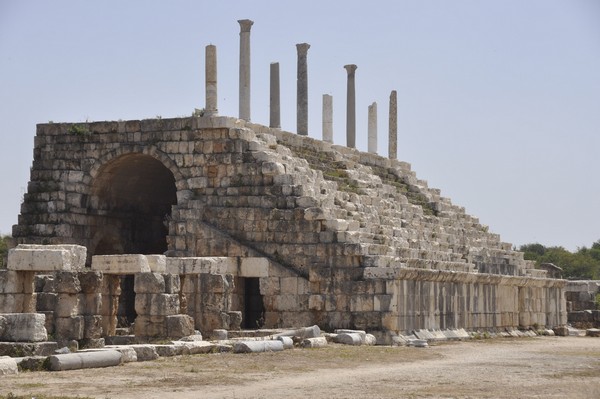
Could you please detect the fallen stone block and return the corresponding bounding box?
[0,342,58,357]
[0,356,18,375]
[275,325,321,339]
[553,325,569,336]
[179,333,204,342]
[16,356,47,371]
[130,345,159,361]
[334,333,362,346]
[166,314,195,338]
[276,336,294,349]
[586,328,600,337]
[155,344,186,357]
[172,341,217,355]
[48,350,122,371]
[0,313,47,342]
[300,337,327,348]
[233,340,284,353]
[210,329,228,340]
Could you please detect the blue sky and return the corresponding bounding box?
[0,0,599,250]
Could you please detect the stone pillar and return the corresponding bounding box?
[296,43,310,135]
[322,94,333,143]
[270,62,281,128]
[368,102,377,154]
[344,64,357,148]
[205,44,218,116]
[238,19,254,121]
[389,90,397,160]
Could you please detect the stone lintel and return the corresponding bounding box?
[8,244,87,272]
[165,257,237,275]
[91,254,151,274]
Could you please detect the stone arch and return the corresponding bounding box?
[88,150,180,256]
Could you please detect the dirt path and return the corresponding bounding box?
[2,336,599,398]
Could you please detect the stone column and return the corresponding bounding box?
[296,43,310,135]
[270,62,281,128]
[205,44,218,117]
[322,94,333,143]
[389,90,397,159]
[344,64,357,148]
[368,102,377,154]
[238,19,254,121]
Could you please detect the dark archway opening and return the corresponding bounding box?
[243,278,265,329]
[89,153,178,328]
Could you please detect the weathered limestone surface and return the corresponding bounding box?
[296,43,310,136]
[238,19,253,121]
[48,350,122,371]
[344,65,357,148]
[0,356,18,376]
[322,94,333,143]
[0,313,47,342]
[205,44,218,116]
[13,116,567,335]
[8,244,86,272]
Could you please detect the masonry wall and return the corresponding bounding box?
[10,116,567,335]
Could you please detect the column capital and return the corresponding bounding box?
[238,19,254,32]
[344,64,357,75]
[296,43,311,55]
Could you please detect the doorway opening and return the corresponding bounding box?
[243,277,265,329]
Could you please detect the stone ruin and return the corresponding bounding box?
[1,19,567,348]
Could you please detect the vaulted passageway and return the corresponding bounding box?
[89,153,178,256]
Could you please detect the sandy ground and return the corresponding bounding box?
[1,336,599,399]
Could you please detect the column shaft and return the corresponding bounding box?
[296,43,310,135]
[238,19,254,121]
[205,45,218,116]
[344,64,357,148]
[389,90,398,159]
[368,102,377,154]
[270,62,281,128]
[322,94,333,143]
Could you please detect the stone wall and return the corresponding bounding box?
[8,116,567,335]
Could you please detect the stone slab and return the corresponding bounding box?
[91,254,151,274]
[130,345,159,361]
[0,341,58,357]
[48,350,122,371]
[275,325,321,339]
[239,258,269,277]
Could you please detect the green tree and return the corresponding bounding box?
[0,235,10,269]
[519,241,600,280]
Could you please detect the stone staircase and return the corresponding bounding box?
[255,126,544,278]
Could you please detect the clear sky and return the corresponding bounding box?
[0,0,599,251]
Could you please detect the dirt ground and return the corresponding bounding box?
[1,336,599,399]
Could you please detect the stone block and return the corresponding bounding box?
[165,257,236,275]
[239,257,269,277]
[79,338,105,349]
[36,292,57,311]
[0,342,58,357]
[8,244,86,272]
[155,344,186,357]
[0,356,18,376]
[135,293,180,316]
[82,293,102,315]
[134,316,166,338]
[0,313,47,342]
[147,255,167,273]
[227,311,242,330]
[134,273,166,294]
[84,315,103,339]
[92,254,151,274]
[78,271,103,293]
[0,293,25,313]
[55,316,84,340]
[55,293,81,317]
[0,270,24,293]
[166,314,195,338]
[276,325,321,339]
[164,274,180,294]
[54,271,81,294]
[111,346,138,362]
